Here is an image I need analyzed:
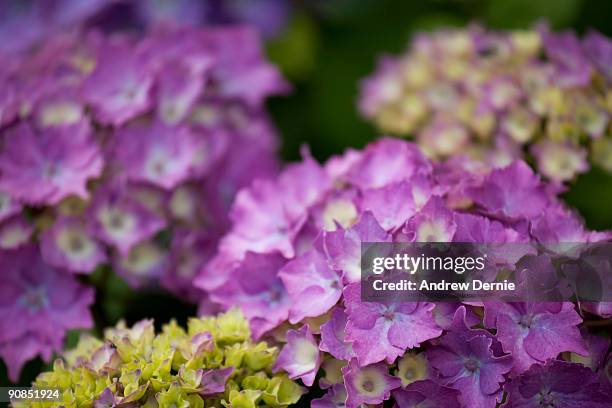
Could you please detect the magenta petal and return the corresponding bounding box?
[279,250,342,324]
[273,325,321,386]
[200,367,233,395]
[342,359,401,408]
[319,307,354,361]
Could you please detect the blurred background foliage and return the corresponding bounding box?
[3,0,612,388]
[267,0,612,230]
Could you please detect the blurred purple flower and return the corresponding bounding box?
[40,216,107,273]
[584,30,612,82]
[88,185,166,255]
[0,246,94,381]
[112,122,211,190]
[0,215,33,250]
[209,252,291,338]
[502,360,612,407]
[113,240,168,288]
[0,123,103,205]
[81,41,153,126]
[540,27,592,88]
[0,21,286,382]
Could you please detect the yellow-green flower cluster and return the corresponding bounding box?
[359,25,612,182]
[15,309,305,408]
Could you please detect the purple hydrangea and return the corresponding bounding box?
[502,360,612,407]
[0,23,286,380]
[199,137,610,406]
[359,26,612,182]
[87,184,167,255]
[0,215,33,250]
[319,308,354,361]
[311,383,348,408]
[483,302,588,375]
[0,123,103,205]
[0,246,94,381]
[273,325,321,386]
[393,380,461,408]
[112,122,209,189]
[81,41,154,126]
[0,0,111,56]
[208,252,291,339]
[428,329,512,407]
[342,359,401,407]
[120,0,292,39]
[344,283,442,366]
[0,1,292,59]
[40,216,107,273]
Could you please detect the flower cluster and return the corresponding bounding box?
[0,24,287,380]
[359,25,612,182]
[15,309,305,408]
[0,246,94,383]
[0,0,290,57]
[196,138,612,407]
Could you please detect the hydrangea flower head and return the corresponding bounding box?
[0,22,286,379]
[18,309,306,407]
[40,216,107,273]
[359,26,612,181]
[199,135,612,406]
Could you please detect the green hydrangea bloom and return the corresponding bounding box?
[15,309,305,408]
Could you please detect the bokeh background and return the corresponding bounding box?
[3,0,612,388]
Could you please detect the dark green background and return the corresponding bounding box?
[3,0,612,389]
